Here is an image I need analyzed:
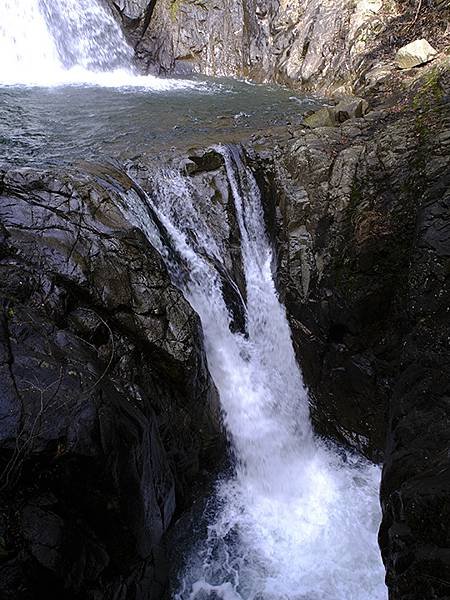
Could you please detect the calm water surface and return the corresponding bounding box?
[0,77,319,167]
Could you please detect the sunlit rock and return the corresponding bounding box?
[395,39,438,69]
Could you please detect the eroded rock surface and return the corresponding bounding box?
[261,67,450,597]
[110,0,387,92]
[0,166,222,600]
[109,0,448,93]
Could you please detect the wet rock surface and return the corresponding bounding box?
[1,2,450,593]
[0,166,223,600]
[127,152,248,333]
[256,67,450,597]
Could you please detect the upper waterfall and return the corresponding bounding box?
[39,0,133,72]
[0,0,194,89]
[0,1,62,82]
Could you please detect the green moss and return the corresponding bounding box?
[412,67,445,111]
[169,0,183,20]
[412,66,448,164]
[349,181,362,206]
[169,0,207,20]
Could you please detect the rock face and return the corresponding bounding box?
[265,110,409,459]
[0,166,222,600]
[109,0,387,92]
[264,68,450,597]
[395,39,438,69]
[108,0,450,98]
[304,97,370,128]
[109,0,449,94]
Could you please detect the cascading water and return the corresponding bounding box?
[0,1,388,596]
[0,0,196,88]
[121,146,388,600]
[0,1,61,82]
[39,0,133,71]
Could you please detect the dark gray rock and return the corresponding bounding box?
[0,165,222,600]
[260,75,450,598]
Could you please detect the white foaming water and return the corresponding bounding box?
[122,147,387,600]
[0,0,200,89]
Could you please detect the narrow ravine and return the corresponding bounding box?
[122,147,387,600]
[0,1,388,598]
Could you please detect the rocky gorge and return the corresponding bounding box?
[0,1,449,599]
[111,0,448,92]
[270,66,450,597]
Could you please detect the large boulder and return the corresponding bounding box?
[334,97,369,121]
[303,108,338,128]
[0,165,222,600]
[303,97,369,128]
[395,39,438,70]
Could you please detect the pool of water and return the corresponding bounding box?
[0,77,319,168]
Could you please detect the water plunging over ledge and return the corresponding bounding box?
[121,147,387,600]
[1,0,193,88]
[0,1,387,597]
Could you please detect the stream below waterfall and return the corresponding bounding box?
[1,1,387,599]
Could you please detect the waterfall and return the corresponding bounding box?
[121,147,387,600]
[39,0,133,72]
[0,0,195,88]
[0,1,61,82]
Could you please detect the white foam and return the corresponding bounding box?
[122,148,388,600]
[0,0,205,91]
[0,0,62,81]
[0,67,206,91]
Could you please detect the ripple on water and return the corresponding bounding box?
[0,78,319,167]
